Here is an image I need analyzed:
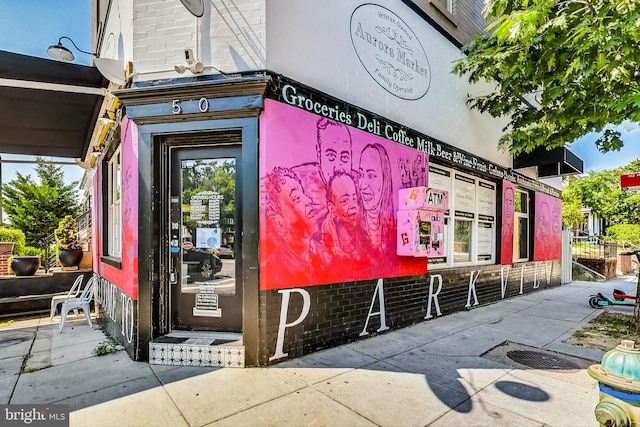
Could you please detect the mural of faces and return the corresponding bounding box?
[317,119,352,184]
[359,145,384,212]
[533,192,562,261]
[259,100,427,289]
[264,167,317,239]
[503,186,514,225]
[328,172,359,225]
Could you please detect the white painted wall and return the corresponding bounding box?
[101,0,533,178]
[100,0,267,80]
[265,0,515,170]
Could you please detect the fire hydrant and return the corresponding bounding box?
[588,340,640,427]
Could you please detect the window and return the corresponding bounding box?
[107,146,122,257]
[454,219,472,262]
[513,190,529,261]
[428,165,496,267]
[432,0,453,13]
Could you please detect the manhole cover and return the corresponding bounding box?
[506,350,580,370]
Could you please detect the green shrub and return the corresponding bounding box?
[606,224,640,246]
[23,246,44,257]
[55,216,81,250]
[0,228,26,255]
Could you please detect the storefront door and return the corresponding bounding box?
[169,145,242,331]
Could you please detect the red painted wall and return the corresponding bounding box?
[533,192,562,261]
[259,100,427,290]
[500,180,515,265]
[92,117,139,299]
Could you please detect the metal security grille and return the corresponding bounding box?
[507,350,580,370]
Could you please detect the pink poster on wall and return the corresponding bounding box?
[259,99,428,290]
[533,192,562,261]
[500,180,515,265]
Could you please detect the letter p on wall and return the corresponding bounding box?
[269,288,311,362]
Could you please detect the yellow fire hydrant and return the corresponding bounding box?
[588,340,640,427]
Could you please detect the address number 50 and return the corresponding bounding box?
[172,98,210,115]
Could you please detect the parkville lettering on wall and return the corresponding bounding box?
[270,78,561,199]
[94,275,135,344]
[269,262,555,361]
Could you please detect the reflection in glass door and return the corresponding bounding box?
[170,146,242,331]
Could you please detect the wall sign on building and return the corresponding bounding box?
[350,4,431,100]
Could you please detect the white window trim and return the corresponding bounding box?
[427,165,496,268]
[514,189,529,262]
[107,146,122,258]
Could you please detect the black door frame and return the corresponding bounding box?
[136,117,260,363]
[168,141,243,331]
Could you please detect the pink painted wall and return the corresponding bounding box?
[259,100,427,290]
[533,192,562,261]
[92,116,139,299]
[500,180,515,265]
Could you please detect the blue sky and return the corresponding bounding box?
[0,1,637,187]
[569,126,640,173]
[0,0,91,187]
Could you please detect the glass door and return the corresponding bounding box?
[169,145,242,331]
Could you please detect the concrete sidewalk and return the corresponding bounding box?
[2,275,639,427]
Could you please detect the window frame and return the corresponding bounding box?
[106,145,122,258]
[427,165,496,268]
[431,0,453,14]
[514,189,530,262]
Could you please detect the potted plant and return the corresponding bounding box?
[9,254,40,276]
[55,215,83,267]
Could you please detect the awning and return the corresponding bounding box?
[513,146,584,178]
[0,50,108,158]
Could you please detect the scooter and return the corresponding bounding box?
[588,249,640,309]
[589,290,636,308]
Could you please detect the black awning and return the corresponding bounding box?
[513,146,584,178]
[0,50,108,158]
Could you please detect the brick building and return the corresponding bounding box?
[84,0,581,366]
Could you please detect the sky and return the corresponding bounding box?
[0,0,91,188]
[569,124,640,174]
[0,0,638,188]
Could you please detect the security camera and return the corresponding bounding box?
[184,49,195,64]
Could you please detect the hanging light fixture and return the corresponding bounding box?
[99,110,116,125]
[47,36,96,62]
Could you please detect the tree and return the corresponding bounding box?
[1,161,79,247]
[560,190,584,229]
[453,0,640,155]
[563,160,640,227]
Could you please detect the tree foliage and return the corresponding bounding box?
[562,159,640,227]
[1,161,79,247]
[453,0,640,155]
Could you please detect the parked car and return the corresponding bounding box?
[213,244,234,259]
[182,248,223,282]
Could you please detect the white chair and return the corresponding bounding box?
[49,274,84,319]
[59,275,96,332]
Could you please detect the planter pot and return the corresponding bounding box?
[58,248,84,267]
[0,242,15,256]
[10,256,40,276]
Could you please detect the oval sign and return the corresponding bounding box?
[350,4,431,100]
[182,240,194,250]
[180,0,204,17]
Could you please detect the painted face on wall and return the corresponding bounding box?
[359,146,383,212]
[279,175,316,237]
[329,173,359,225]
[503,187,514,225]
[317,124,352,184]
